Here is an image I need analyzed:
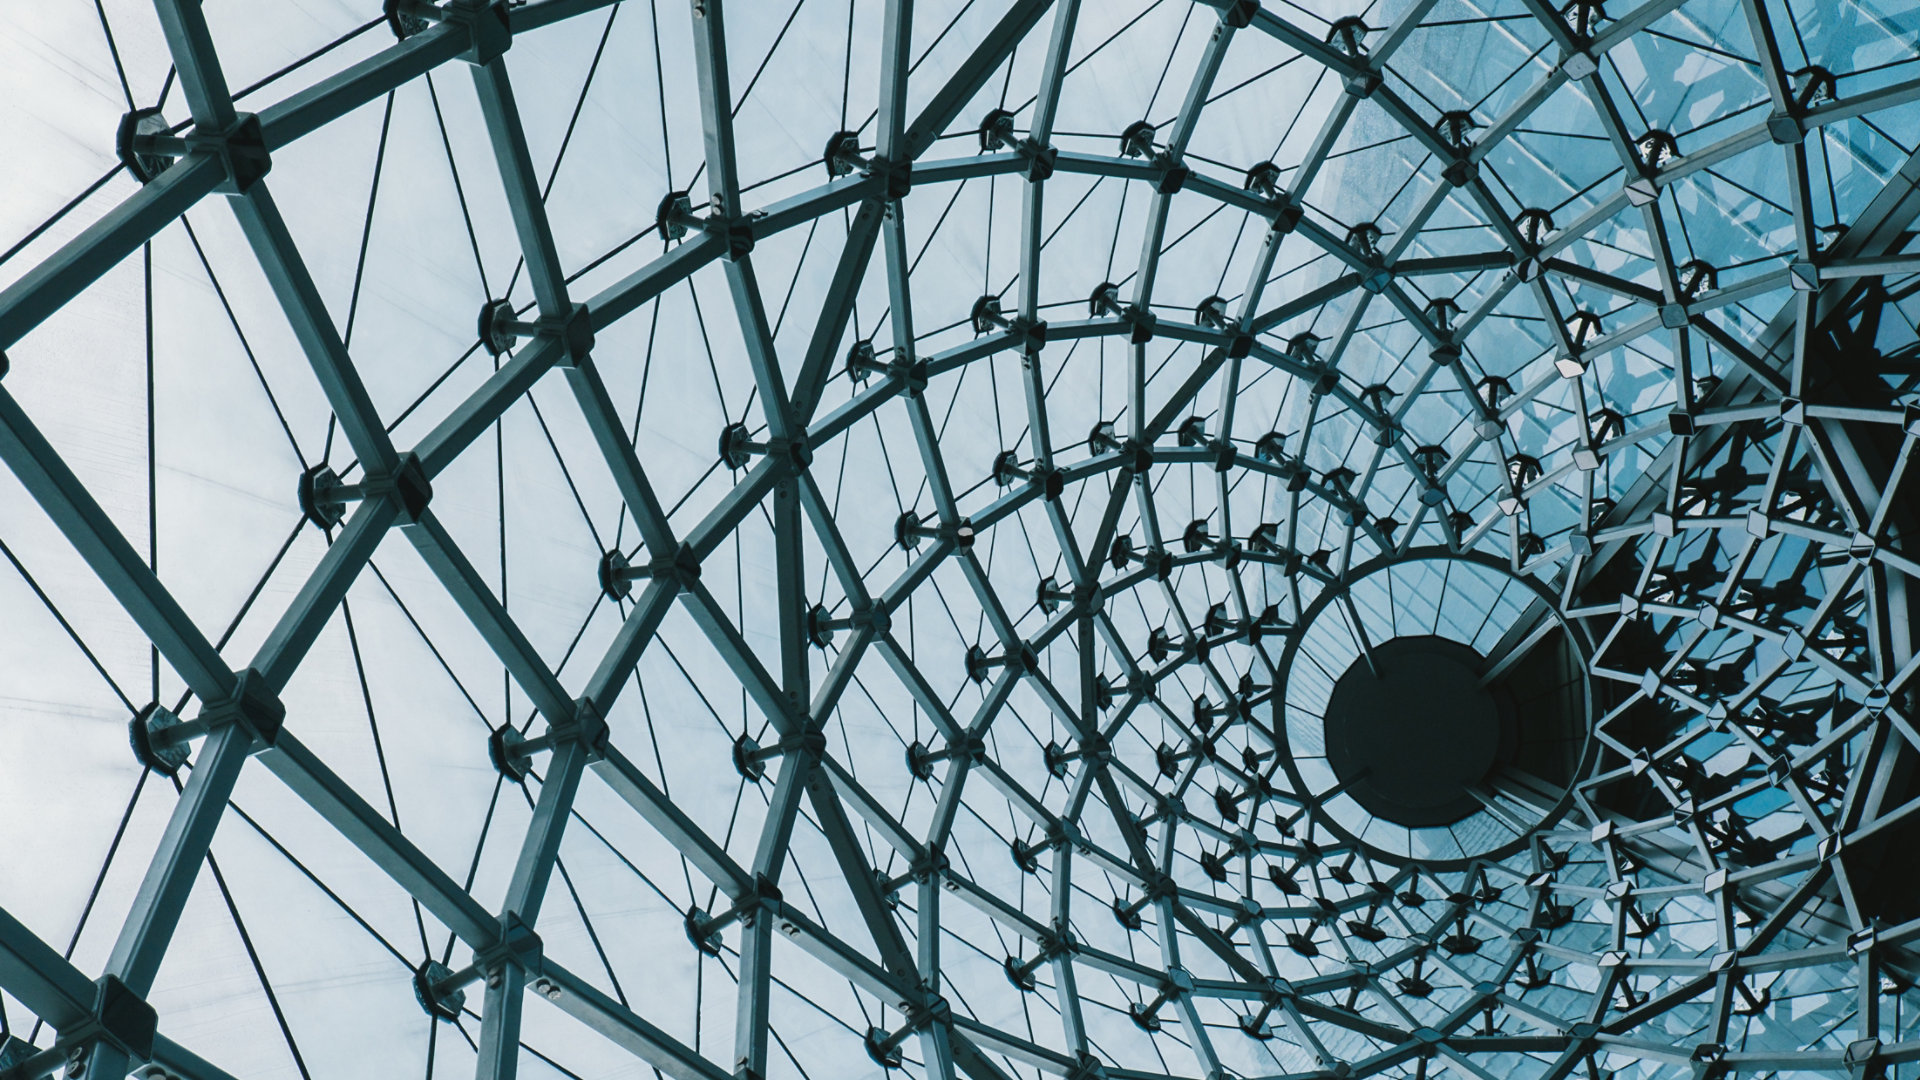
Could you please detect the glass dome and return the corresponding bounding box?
[1,0,1918,1078]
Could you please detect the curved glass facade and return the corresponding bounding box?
[1,0,1918,1078]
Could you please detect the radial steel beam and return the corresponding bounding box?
[260,24,470,146]
[0,386,235,703]
[719,257,798,440]
[150,0,239,130]
[259,729,500,946]
[535,961,730,1080]
[502,743,588,922]
[581,576,679,717]
[687,0,743,218]
[229,185,400,474]
[474,970,526,1080]
[876,0,914,162]
[106,724,254,997]
[480,739,590,1080]
[0,905,92,1032]
[0,156,223,351]
[803,774,918,978]
[781,199,884,424]
[559,355,678,553]
[585,233,722,328]
[251,497,402,691]
[470,57,573,318]
[900,0,1054,159]
[403,509,576,723]
[0,905,248,1080]
[591,742,751,897]
[732,750,813,1080]
[414,337,564,479]
[1015,0,1080,326]
[676,577,800,734]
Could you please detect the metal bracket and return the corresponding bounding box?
[1010,820,1080,874]
[1088,283,1155,343]
[823,131,911,198]
[685,874,783,954]
[863,993,950,1070]
[1066,1053,1109,1080]
[488,699,609,781]
[894,511,975,551]
[805,602,889,648]
[412,914,542,1022]
[412,960,468,1022]
[1128,967,1193,1031]
[1043,734,1108,778]
[479,300,594,363]
[844,339,928,396]
[1443,157,1478,187]
[386,0,512,63]
[117,109,270,193]
[990,450,1063,501]
[127,702,189,775]
[476,911,544,976]
[55,976,157,1072]
[655,190,758,259]
[979,108,1060,183]
[905,732,984,779]
[1767,110,1805,145]
[732,726,826,782]
[718,423,812,472]
[963,641,1037,685]
[298,452,432,529]
[1118,120,1188,193]
[114,108,176,184]
[1089,422,1154,474]
[598,542,701,600]
[131,668,284,772]
[969,294,1047,351]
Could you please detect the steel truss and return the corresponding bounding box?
[1,0,1919,1079]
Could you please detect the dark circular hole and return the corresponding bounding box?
[1321,636,1512,828]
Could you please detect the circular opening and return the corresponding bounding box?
[1277,549,1592,867]
[1322,635,1511,828]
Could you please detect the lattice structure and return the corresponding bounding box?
[1,1,1919,1079]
